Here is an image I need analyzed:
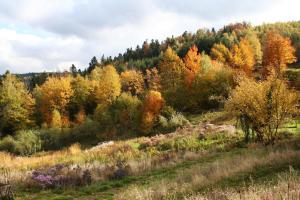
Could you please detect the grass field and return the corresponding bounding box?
[4,114,298,200]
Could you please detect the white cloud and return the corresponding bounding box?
[0,0,299,73]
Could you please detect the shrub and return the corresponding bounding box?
[169,112,189,128]
[141,91,164,133]
[156,107,189,132]
[109,93,142,134]
[0,130,41,155]
[225,75,298,143]
[39,128,66,150]
[0,135,16,153]
[14,130,42,155]
[70,118,102,143]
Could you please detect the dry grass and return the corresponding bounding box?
[0,125,219,187]
[185,169,300,200]
[115,149,300,200]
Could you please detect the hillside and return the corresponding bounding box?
[5,112,299,200]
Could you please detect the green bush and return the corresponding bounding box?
[0,135,17,153]
[156,108,189,132]
[39,128,66,150]
[70,118,102,143]
[14,130,42,155]
[157,137,201,151]
[0,130,41,155]
[94,93,142,136]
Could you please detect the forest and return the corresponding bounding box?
[0,21,299,200]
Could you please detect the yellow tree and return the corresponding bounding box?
[230,38,255,75]
[225,76,298,143]
[230,44,244,68]
[263,32,296,76]
[50,109,62,128]
[210,43,232,64]
[91,65,121,105]
[183,45,201,87]
[243,30,262,65]
[70,75,94,117]
[34,76,73,126]
[159,47,185,107]
[0,73,35,133]
[120,70,144,96]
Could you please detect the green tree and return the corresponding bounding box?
[0,73,35,134]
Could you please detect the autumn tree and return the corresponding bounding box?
[242,30,262,65]
[50,109,62,128]
[145,67,161,91]
[263,32,296,76]
[159,47,185,107]
[110,93,142,133]
[225,75,298,143]
[91,65,121,106]
[141,90,164,133]
[230,38,255,75]
[120,70,144,96]
[210,43,232,64]
[34,76,73,126]
[70,75,94,117]
[0,73,35,134]
[183,45,201,86]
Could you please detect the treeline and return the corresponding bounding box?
[81,21,300,73]
[0,21,299,154]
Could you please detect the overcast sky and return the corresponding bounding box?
[0,0,299,74]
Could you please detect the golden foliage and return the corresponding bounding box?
[159,47,185,92]
[91,65,121,105]
[141,91,164,133]
[71,75,94,107]
[183,45,201,86]
[225,76,298,142]
[0,73,35,132]
[210,43,232,64]
[50,109,62,128]
[230,38,255,75]
[263,31,297,76]
[159,47,185,107]
[34,76,73,126]
[120,70,144,95]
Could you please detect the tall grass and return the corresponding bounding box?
[116,148,300,200]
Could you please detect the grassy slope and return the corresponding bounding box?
[14,115,300,200]
[16,144,300,200]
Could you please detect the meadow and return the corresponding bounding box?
[0,111,298,200]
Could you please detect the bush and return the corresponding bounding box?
[156,107,189,132]
[157,137,200,151]
[225,76,298,143]
[0,135,16,153]
[70,118,102,143]
[109,93,142,134]
[14,130,42,155]
[0,130,41,155]
[39,128,67,150]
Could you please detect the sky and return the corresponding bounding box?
[0,0,300,74]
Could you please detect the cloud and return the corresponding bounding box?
[0,0,299,73]
[0,0,154,38]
